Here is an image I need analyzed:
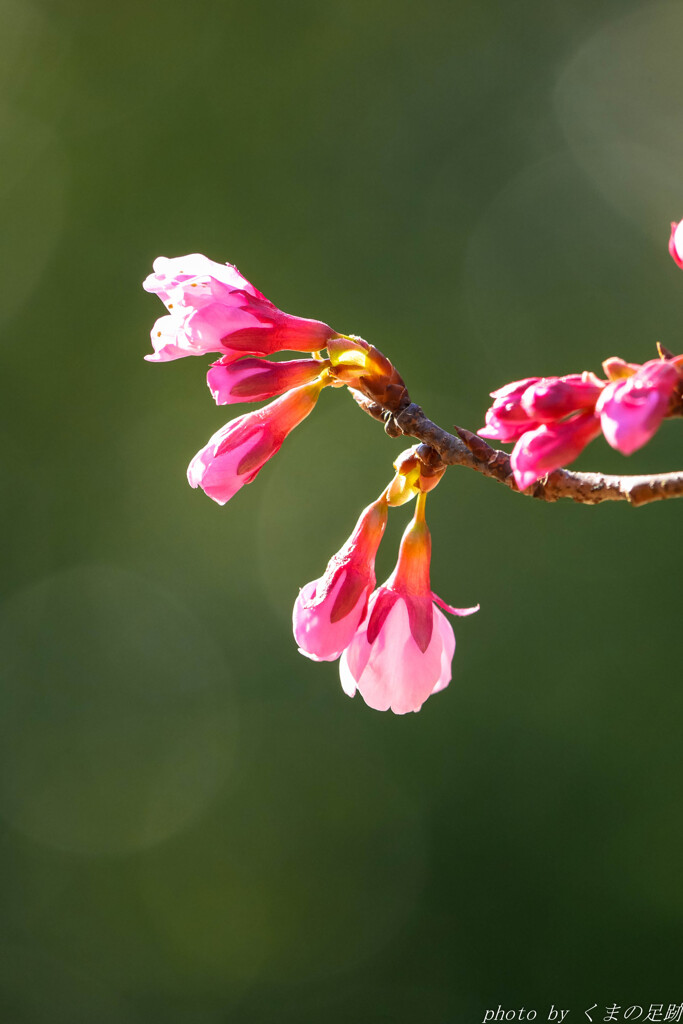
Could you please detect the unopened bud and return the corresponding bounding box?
[386,446,445,505]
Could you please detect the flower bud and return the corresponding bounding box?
[327,336,408,412]
[596,358,680,455]
[510,412,602,491]
[293,496,388,662]
[187,379,325,505]
[207,356,328,405]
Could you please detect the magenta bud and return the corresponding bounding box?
[293,497,388,662]
[207,356,327,405]
[187,379,324,505]
[510,412,602,491]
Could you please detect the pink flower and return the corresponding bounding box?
[293,497,388,662]
[510,412,602,491]
[480,373,606,490]
[595,358,680,455]
[207,355,328,405]
[144,254,337,363]
[339,496,479,715]
[478,377,540,442]
[669,220,683,269]
[187,378,325,505]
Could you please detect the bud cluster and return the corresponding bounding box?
[479,357,683,491]
[143,254,407,506]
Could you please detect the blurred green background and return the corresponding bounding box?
[2,0,683,1020]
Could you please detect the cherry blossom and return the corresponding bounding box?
[144,254,337,363]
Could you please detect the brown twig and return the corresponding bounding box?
[349,391,683,507]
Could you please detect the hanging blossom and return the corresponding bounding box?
[142,254,345,507]
[294,495,389,662]
[144,254,338,363]
[596,358,681,455]
[479,357,682,491]
[339,490,479,715]
[207,355,329,405]
[293,449,478,714]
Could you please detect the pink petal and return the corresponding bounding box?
[293,575,370,663]
[430,608,456,694]
[207,357,324,406]
[510,413,601,491]
[669,221,683,269]
[342,600,444,715]
[339,618,373,695]
[596,361,678,455]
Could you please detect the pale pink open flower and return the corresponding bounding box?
[595,358,680,455]
[510,412,602,491]
[293,496,388,662]
[669,220,683,269]
[187,378,325,505]
[339,499,479,715]
[207,355,328,405]
[144,254,337,363]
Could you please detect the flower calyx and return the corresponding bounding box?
[327,335,409,414]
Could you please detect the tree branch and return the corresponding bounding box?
[349,391,683,507]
